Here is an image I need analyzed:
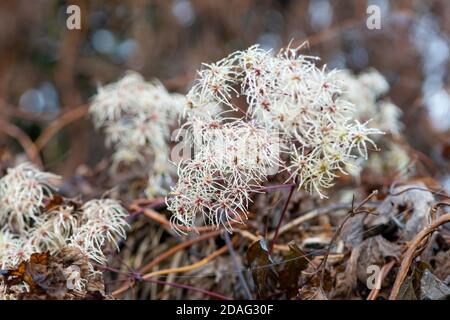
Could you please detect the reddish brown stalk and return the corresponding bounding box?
[389,212,450,300]
[139,231,221,274]
[269,184,295,255]
[100,259,231,300]
[131,198,166,207]
[134,204,243,234]
[0,117,43,168]
[258,183,296,192]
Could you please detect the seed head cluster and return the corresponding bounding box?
[337,69,411,175]
[0,163,128,273]
[168,43,383,232]
[90,71,185,196]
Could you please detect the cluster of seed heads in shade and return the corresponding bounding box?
[0,163,128,294]
[167,43,383,233]
[336,69,411,176]
[90,72,185,196]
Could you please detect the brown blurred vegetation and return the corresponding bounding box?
[1,0,450,301]
[0,0,448,183]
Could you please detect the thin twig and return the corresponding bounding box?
[389,185,450,200]
[101,261,232,300]
[235,229,289,252]
[269,184,295,255]
[267,203,350,240]
[0,117,43,168]
[257,183,296,192]
[137,205,243,234]
[317,191,378,290]
[141,243,230,278]
[223,231,253,300]
[140,231,221,274]
[389,211,450,300]
[112,230,220,296]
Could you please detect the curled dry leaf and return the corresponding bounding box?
[367,184,434,240]
[334,235,402,297]
[245,239,278,299]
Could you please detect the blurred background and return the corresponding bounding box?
[0,0,449,188]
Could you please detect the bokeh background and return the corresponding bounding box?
[0,0,449,187]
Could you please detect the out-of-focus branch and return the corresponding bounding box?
[54,0,88,175]
[0,117,42,168]
[35,104,89,152]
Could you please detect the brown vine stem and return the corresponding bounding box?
[100,257,231,300]
[223,231,253,299]
[269,184,296,255]
[266,203,351,240]
[389,211,450,300]
[140,231,220,275]
[0,117,43,168]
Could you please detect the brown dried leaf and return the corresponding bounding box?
[245,239,278,299]
[397,275,418,300]
[278,241,309,298]
[433,250,450,282]
[355,236,402,284]
[419,269,450,300]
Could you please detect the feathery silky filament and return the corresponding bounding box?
[90,71,186,196]
[168,43,383,233]
[0,163,129,297]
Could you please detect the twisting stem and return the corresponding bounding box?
[269,184,296,255]
[0,118,43,168]
[389,210,450,300]
[35,104,89,152]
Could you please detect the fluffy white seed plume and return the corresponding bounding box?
[0,162,59,233]
[69,199,128,264]
[168,43,383,232]
[336,69,403,135]
[168,117,283,234]
[335,69,411,175]
[0,163,129,275]
[90,71,185,196]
